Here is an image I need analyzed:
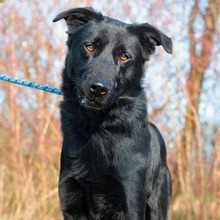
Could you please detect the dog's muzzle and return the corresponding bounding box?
[80,96,103,111]
[78,78,111,111]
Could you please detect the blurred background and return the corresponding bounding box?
[0,0,219,219]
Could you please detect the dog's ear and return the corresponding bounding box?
[53,7,103,34]
[128,23,173,58]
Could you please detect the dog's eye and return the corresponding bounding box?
[120,54,129,61]
[86,45,94,52]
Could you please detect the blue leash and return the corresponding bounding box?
[0,75,63,96]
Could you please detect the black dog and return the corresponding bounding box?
[53,7,172,220]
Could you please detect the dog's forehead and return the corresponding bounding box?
[89,20,137,46]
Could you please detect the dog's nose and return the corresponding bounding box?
[89,78,109,97]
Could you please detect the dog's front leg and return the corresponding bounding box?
[59,176,88,220]
[121,176,146,220]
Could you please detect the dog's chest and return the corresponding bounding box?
[78,157,126,213]
[61,120,138,218]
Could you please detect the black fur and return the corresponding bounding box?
[53,7,172,220]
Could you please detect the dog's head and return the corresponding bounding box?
[54,7,172,111]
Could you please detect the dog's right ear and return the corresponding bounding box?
[53,7,103,34]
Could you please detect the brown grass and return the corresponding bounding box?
[0,130,62,220]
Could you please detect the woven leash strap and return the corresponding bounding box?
[0,75,63,96]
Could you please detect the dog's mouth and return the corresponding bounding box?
[79,94,103,111]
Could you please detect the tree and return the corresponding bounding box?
[175,0,220,219]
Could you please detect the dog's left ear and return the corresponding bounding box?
[53,7,103,34]
[128,23,173,58]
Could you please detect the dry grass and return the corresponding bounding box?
[0,130,219,220]
[0,144,62,220]
[0,110,63,220]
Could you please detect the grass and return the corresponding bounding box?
[0,123,218,220]
[0,143,62,220]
